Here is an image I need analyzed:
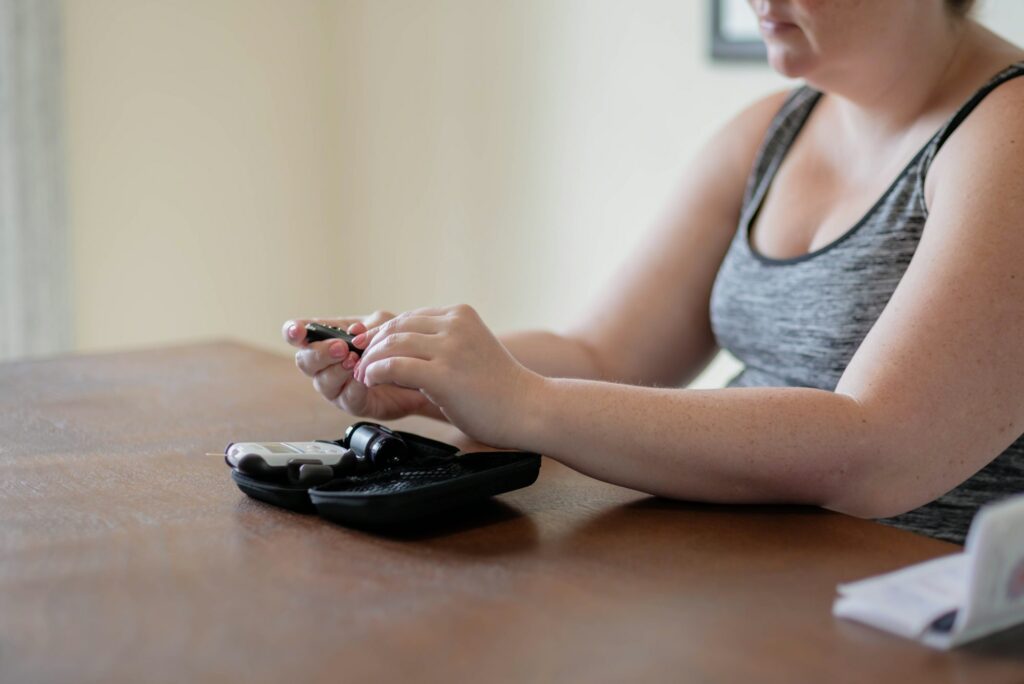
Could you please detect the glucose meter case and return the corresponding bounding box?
[225,423,541,528]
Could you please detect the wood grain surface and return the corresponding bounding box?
[1,342,1022,683]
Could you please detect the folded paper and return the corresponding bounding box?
[833,494,1024,649]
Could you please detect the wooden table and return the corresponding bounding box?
[2,342,1022,683]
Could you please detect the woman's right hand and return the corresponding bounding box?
[282,311,437,421]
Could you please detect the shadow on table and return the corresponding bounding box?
[343,498,542,559]
[233,492,540,558]
[603,497,830,516]
[568,496,830,533]
[553,496,871,562]
[370,498,537,541]
[959,621,1024,663]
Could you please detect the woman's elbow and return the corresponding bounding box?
[826,494,915,521]
[818,454,949,521]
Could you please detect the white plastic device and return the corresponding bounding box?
[224,441,348,467]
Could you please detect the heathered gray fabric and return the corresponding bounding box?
[709,62,1024,544]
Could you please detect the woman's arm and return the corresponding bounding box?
[496,90,791,385]
[353,79,1024,520]
[505,78,1024,519]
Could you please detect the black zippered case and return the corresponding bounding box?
[227,425,541,528]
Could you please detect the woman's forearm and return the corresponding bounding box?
[499,330,610,381]
[518,377,887,516]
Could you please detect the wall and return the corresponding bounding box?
[64,0,338,354]
[64,1,1024,389]
[64,0,788,366]
[326,0,790,330]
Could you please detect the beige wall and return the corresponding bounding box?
[65,0,339,354]
[64,1,1024,387]
[64,0,788,366]
[328,0,789,324]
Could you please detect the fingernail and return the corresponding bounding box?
[342,353,356,370]
[329,342,346,358]
[352,333,367,348]
[347,323,361,334]
[287,324,299,339]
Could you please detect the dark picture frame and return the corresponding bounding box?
[710,0,767,61]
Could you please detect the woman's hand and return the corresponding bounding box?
[282,312,439,421]
[351,304,544,448]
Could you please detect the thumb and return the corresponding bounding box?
[337,374,371,415]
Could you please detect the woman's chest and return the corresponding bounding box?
[750,168,885,260]
[748,99,948,262]
[709,178,929,388]
[749,139,925,261]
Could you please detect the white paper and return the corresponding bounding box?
[833,494,1024,649]
[835,554,966,638]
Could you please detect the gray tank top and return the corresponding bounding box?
[709,61,1024,544]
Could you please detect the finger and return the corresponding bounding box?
[363,306,448,335]
[358,304,469,345]
[283,319,307,346]
[313,362,351,402]
[408,305,455,317]
[337,372,370,414]
[295,340,352,377]
[359,314,446,350]
[346,310,398,351]
[362,310,396,328]
[356,332,442,377]
[362,356,437,391]
[314,362,371,415]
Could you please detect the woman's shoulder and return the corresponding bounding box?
[959,58,1024,120]
[965,63,1024,132]
[699,89,795,185]
[925,61,1024,209]
[946,53,1024,134]
[724,89,795,145]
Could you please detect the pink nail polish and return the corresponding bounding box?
[287,324,299,339]
[329,342,346,358]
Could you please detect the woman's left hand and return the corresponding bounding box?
[352,304,543,448]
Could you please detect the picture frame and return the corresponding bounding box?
[710,0,768,61]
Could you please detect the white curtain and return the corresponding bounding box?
[0,0,69,360]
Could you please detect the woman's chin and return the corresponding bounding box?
[765,46,815,79]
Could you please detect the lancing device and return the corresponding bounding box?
[304,322,363,357]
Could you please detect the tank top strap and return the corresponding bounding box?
[740,86,822,229]
[918,60,1024,177]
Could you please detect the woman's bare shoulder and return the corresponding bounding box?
[955,64,1024,135]
[729,89,793,127]
[926,70,1024,207]
[703,89,794,179]
[952,60,1024,136]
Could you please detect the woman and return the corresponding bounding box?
[284,0,1024,544]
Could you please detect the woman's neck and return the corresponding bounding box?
[813,17,975,142]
